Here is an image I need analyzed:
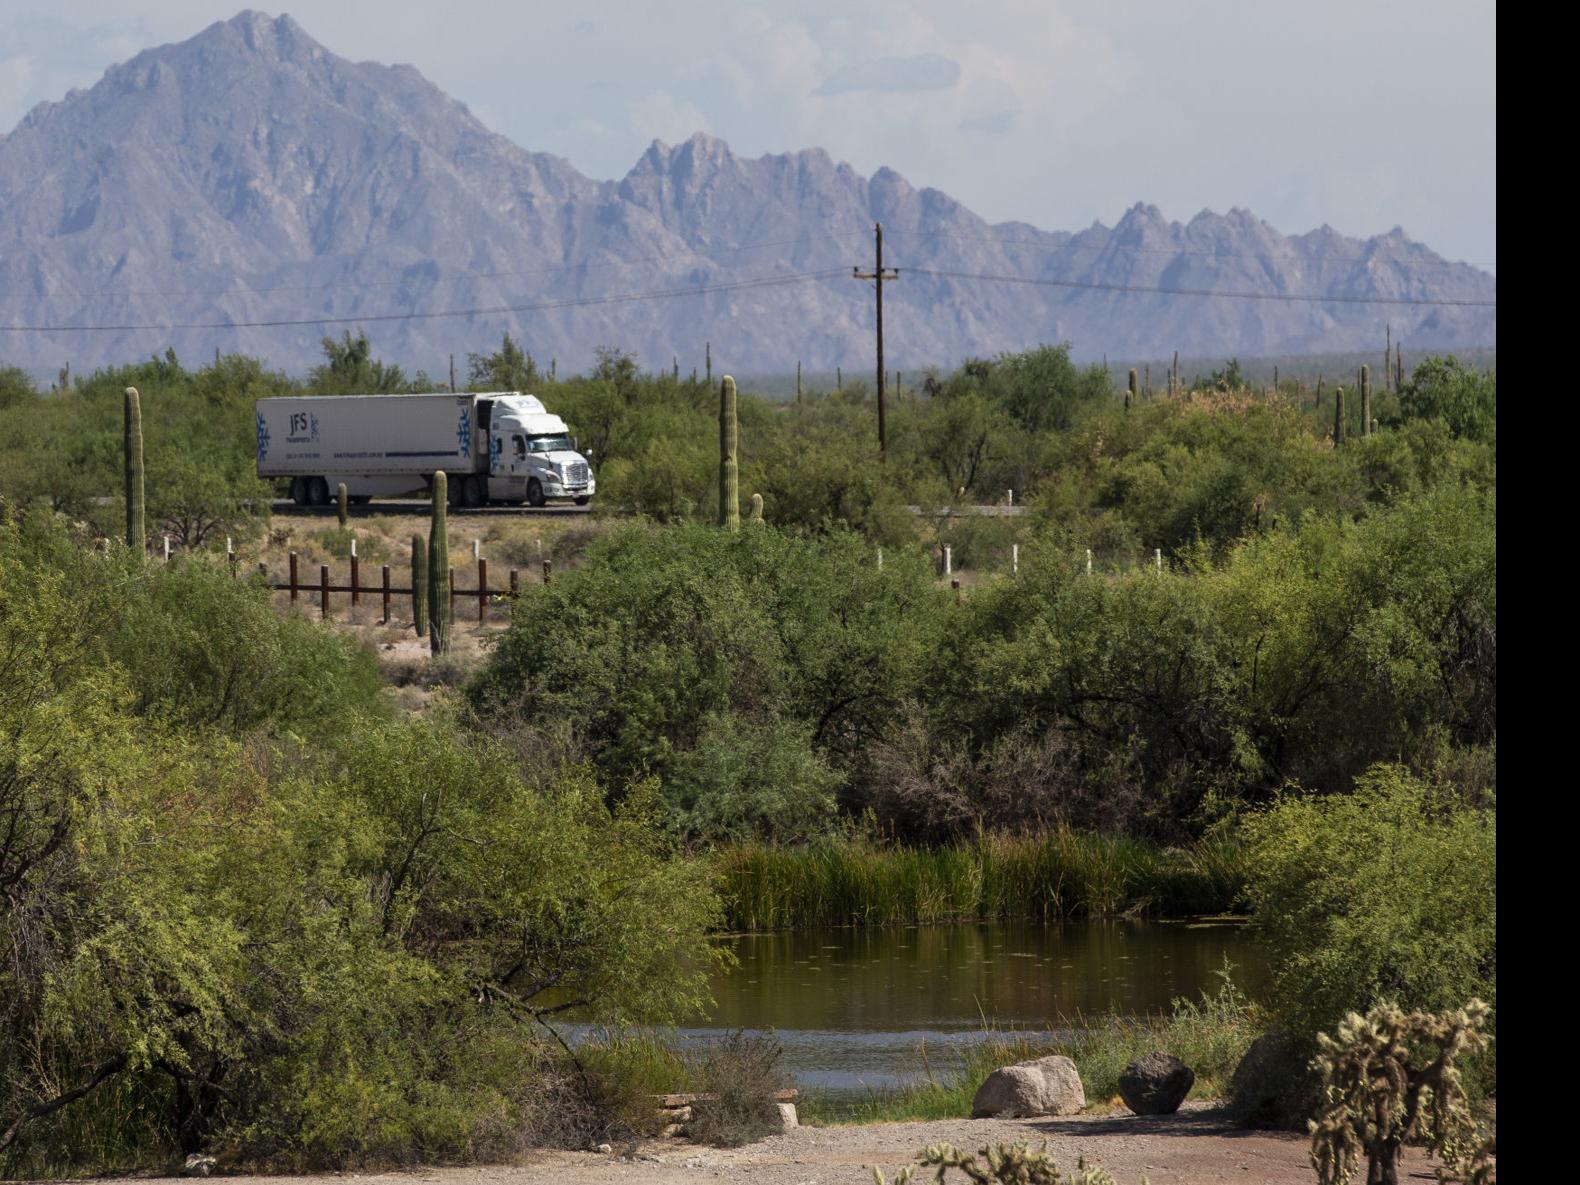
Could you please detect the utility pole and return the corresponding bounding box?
[853,221,899,454]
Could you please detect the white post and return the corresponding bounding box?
[1155,548,1162,574]
[877,548,883,570]
[226,536,233,558]
[1086,548,1092,576]
[1007,488,1014,507]
[162,535,170,562]
[944,545,952,576]
[350,537,357,558]
[1012,543,1019,574]
[472,539,480,562]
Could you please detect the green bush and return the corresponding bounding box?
[1231,762,1496,1130]
[1397,355,1496,442]
[110,558,384,736]
[664,713,839,842]
[0,515,727,1171]
[1240,763,1495,1041]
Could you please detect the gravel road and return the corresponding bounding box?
[101,1104,1441,1185]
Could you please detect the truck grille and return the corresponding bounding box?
[567,462,590,485]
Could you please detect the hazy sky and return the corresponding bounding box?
[0,0,1496,268]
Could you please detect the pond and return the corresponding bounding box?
[676,920,1267,1099]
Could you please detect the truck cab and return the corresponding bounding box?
[484,394,596,507]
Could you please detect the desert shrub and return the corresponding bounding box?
[1240,764,1495,1043]
[1397,355,1496,442]
[513,1034,683,1150]
[470,522,948,818]
[108,558,385,736]
[664,713,840,842]
[686,1031,791,1148]
[861,712,1149,841]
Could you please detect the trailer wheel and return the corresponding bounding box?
[526,479,546,508]
[307,476,330,506]
[291,477,309,507]
[461,475,485,508]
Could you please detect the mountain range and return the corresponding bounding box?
[0,11,1496,378]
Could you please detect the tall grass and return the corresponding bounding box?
[801,964,1259,1125]
[714,828,1246,932]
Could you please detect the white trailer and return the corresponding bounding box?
[255,392,595,508]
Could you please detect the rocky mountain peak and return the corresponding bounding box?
[0,12,1495,374]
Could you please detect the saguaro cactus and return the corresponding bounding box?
[337,482,349,527]
[748,492,763,523]
[719,375,740,531]
[411,533,428,637]
[428,472,451,655]
[1360,364,1371,437]
[1126,368,1137,413]
[124,386,145,555]
[1334,385,1346,445]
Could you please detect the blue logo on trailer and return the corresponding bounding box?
[256,413,270,461]
[489,434,502,473]
[457,408,472,454]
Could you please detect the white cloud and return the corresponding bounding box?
[812,54,961,97]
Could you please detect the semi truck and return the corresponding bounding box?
[255,391,595,508]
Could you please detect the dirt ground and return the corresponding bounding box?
[94,1106,1443,1185]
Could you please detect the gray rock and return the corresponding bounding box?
[181,1153,216,1177]
[971,1054,1085,1118]
[1226,1031,1319,1130]
[772,1102,799,1130]
[1118,1052,1195,1115]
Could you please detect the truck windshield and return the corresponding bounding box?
[527,434,572,453]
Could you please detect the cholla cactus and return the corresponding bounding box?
[748,492,763,523]
[719,375,740,531]
[873,1142,1144,1185]
[1309,999,1493,1185]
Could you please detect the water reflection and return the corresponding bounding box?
[689,920,1265,1096]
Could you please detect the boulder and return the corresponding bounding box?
[772,1102,799,1130]
[971,1054,1085,1118]
[181,1154,216,1178]
[1118,1052,1194,1115]
[1226,1031,1319,1130]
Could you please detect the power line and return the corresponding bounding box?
[43,229,873,302]
[4,258,1497,335]
[905,267,1497,308]
[883,227,1497,270]
[0,269,845,334]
